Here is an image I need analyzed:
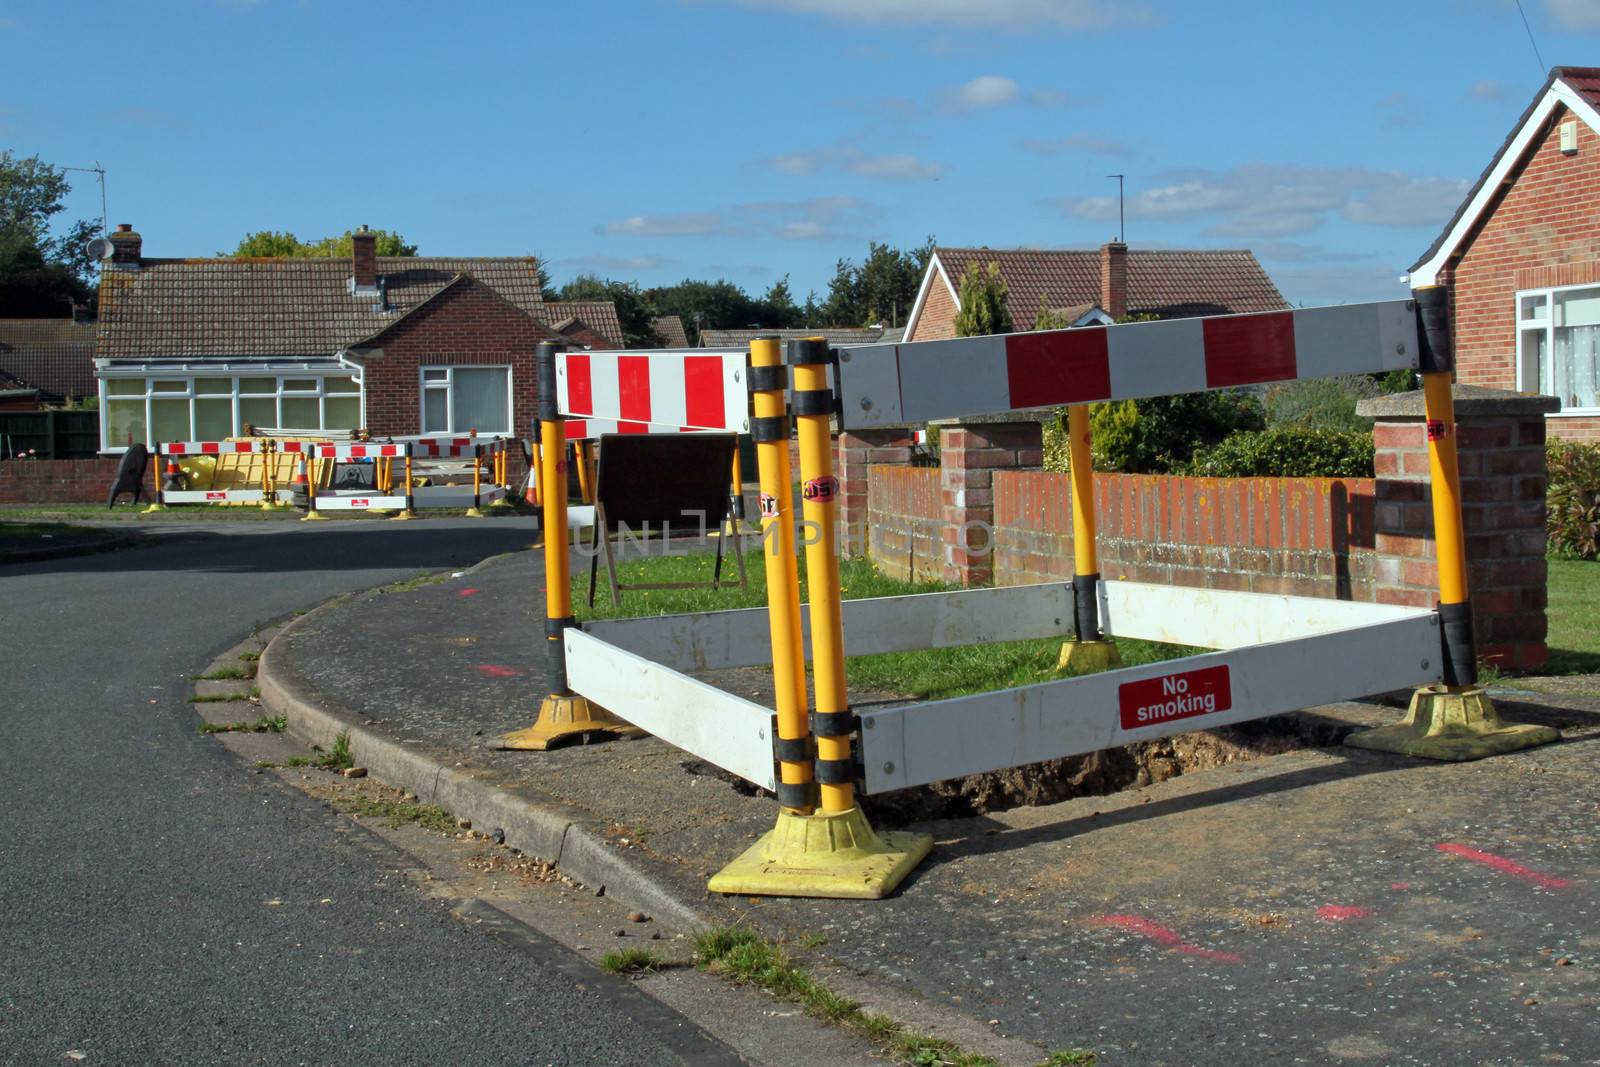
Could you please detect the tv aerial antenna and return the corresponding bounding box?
[63,161,109,251]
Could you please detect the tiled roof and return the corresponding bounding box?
[651,314,690,348]
[545,301,624,347]
[1411,66,1600,273]
[95,256,616,359]
[699,327,888,348]
[0,318,97,401]
[0,370,37,394]
[934,248,1287,330]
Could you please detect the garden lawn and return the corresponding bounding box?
[1546,557,1600,675]
[571,546,1193,700]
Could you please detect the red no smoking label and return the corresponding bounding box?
[352,498,370,507]
[1118,665,1232,731]
[759,493,780,518]
[1426,419,1449,441]
[205,491,226,500]
[803,476,838,503]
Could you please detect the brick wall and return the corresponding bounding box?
[361,276,551,438]
[908,266,959,342]
[866,465,943,582]
[1447,102,1600,443]
[0,457,124,503]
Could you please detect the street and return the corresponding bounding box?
[0,520,742,1066]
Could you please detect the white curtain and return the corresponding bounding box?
[450,368,509,433]
[1554,324,1599,410]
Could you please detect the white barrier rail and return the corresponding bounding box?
[563,629,777,790]
[856,607,1440,793]
[834,299,1419,430]
[159,440,267,456]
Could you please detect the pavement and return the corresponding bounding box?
[261,545,1600,1066]
[0,518,763,1066]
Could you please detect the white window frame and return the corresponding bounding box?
[418,364,514,436]
[1516,282,1600,417]
[96,372,366,452]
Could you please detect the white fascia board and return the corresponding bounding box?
[1412,85,1597,287]
[902,255,951,341]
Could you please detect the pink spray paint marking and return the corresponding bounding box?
[474,664,522,678]
[1390,882,1411,891]
[1089,915,1242,963]
[1435,843,1573,889]
[459,587,480,597]
[1316,905,1374,922]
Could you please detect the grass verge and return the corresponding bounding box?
[1546,557,1600,675]
[573,548,1193,699]
[193,665,256,681]
[693,925,1094,1067]
[327,792,456,833]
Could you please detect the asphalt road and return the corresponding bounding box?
[0,520,740,1067]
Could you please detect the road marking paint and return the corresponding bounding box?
[1434,843,1573,889]
[1088,914,1242,963]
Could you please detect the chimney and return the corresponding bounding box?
[1100,240,1127,321]
[351,225,377,290]
[109,223,142,270]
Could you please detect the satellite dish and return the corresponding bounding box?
[86,237,114,261]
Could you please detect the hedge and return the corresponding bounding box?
[1548,440,1600,560]
[1185,426,1375,478]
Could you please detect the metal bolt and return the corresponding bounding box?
[882,761,895,774]
[839,350,851,363]
[1421,660,1430,670]
[733,370,741,382]
[860,397,873,411]
[1396,343,1407,356]
[862,718,874,729]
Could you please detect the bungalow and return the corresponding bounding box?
[92,225,622,452]
[1410,66,1600,442]
[0,318,97,406]
[904,242,1288,342]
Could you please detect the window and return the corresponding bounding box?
[1517,284,1600,413]
[419,365,511,435]
[97,374,365,450]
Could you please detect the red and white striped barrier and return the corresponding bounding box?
[412,438,507,459]
[564,418,717,442]
[276,441,406,460]
[557,350,749,433]
[159,440,265,456]
[835,299,1419,429]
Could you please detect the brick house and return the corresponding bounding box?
[903,242,1287,341]
[1410,66,1600,441]
[0,318,97,406]
[92,225,622,452]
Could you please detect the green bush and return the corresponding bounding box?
[1186,426,1375,478]
[1263,375,1381,432]
[1547,441,1600,560]
[1091,392,1265,473]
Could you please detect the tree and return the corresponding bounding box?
[648,278,765,344]
[819,238,933,327]
[757,275,803,329]
[953,261,1013,337]
[559,275,661,348]
[224,228,418,257]
[0,152,95,314]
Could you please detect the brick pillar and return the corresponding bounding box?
[938,419,1044,586]
[837,428,915,557]
[1360,385,1559,671]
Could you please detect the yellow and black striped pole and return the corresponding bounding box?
[501,341,642,750]
[1347,286,1557,760]
[710,337,931,899]
[1057,404,1121,672]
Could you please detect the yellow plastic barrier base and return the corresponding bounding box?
[1345,685,1559,762]
[142,503,166,513]
[300,511,329,522]
[463,506,486,518]
[497,694,646,751]
[708,807,933,900]
[488,496,515,510]
[389,509,417,521]
[1057,639,1123,674]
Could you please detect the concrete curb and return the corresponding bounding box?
[256,576,714,934]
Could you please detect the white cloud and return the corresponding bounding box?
[1467,79,1511,100]
[560,254,676,273]
[708,0,1160,32]
[598,197,881,242]
[1022,134,1133,157]
[1046,163,1469,238]
[763,143,944,181]
[938,75,1019,113]
[1547,0,1600,30]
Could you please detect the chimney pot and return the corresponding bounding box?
[352,227,378,290]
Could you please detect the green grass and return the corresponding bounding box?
[1546,557,1600,675]
[692,925,1075,1067]
[239,650,261,663]
[328,792,456,833]
[198,714,285,734]
[317,731,354,771]
[193,665,255,681]
[187,687,260,704]
[573,549,1194,699]
[598,947,665,975]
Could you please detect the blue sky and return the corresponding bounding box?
[5,0,1598,309]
